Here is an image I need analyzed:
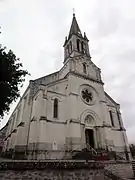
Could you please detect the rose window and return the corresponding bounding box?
[81,89,93,103]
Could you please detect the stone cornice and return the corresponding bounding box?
[46,78,67,87]
[30,116,37,122]
[69,119,79,123]
[47,90,66,97]
[12,129,17,133]
[100,100,107,104]
[46,119,66,124]
[39,116,47,121]
[68,92,79,96]
[69,71,104,85]
[39,117,81,124]
[43,94,47,99]
[111,127,126,131]
[17,122,25,127]
[39,116,66,124]
[37,117,126,133]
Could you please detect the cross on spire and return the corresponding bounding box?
[73,8,75,16]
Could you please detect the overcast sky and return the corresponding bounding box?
[0,0,135,143]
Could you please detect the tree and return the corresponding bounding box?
[0,45,29,118]
[130,144,135,159]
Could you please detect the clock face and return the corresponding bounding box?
[81,86,95,105]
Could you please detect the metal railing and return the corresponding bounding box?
[85,143,97,155]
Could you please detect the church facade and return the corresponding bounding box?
[3,14,130,160]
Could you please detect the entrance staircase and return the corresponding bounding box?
[72,144,109,160]
[72,144,134,179]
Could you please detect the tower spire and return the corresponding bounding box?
[63,13,90,62]
[68,12,82,39]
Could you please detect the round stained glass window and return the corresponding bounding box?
[81,87,95,105]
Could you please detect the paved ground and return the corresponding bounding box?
[105,163,134,179]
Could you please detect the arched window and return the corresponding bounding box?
[77,39,80,52]
[109,110,114,127]
[67,45,69,54]
[70,41,72,52]
[81,42,84,53]
[66,47,68,57]
[53,98,58,118]
[83,63,87,74]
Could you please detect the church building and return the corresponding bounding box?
[3,14,130,160]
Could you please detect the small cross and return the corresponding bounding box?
[73,8,75,16]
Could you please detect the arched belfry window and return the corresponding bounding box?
[67,45,69,54]
[53,98,58,118]
[83,63,87,74]
[77,39,80,52]
[81,42,84,53]
[70,41,72,52]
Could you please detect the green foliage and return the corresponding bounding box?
[130,144,135,158]
[0,45,29,118]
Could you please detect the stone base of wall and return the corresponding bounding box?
[3,145,132,161]
[27,150,79,160]
[0,160,105,180]
[0,160,133,180]
[116,151,131,161]
[0,169,104,180]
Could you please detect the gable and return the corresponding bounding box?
[72,56,101,82]
[105,92,119,107]
[47,79,68,96]
[33,71,59,86]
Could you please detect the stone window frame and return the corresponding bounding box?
[53,98,59,119]
[83,63,87,74]
[109,110,115,127]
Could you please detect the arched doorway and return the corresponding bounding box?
[85,129,94,148]
[84,115,96,149]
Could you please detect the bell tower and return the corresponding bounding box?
[63,13,90,63]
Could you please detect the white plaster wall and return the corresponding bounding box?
[67,74,106,126]
[69,123,81,138]
[46,81,67,122]
[111,131,125,151]
[38,121,47,142]
[107,106,120,128]
[29,121,39,143]
[6,138,11,151]
[14,89,32,148]
[15,125,28,146]
[45,122,66,149]
[10,133,16,149]
[31,91,43,120]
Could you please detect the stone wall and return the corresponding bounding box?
[0,160,104,180]
[0,169,104,180]
[0,160,133,179]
